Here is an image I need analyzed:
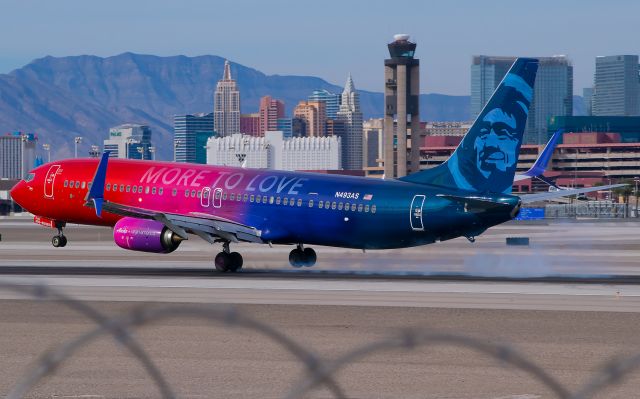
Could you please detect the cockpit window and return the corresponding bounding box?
[24,173,35,182]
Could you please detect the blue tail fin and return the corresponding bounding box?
[401,57,539,194]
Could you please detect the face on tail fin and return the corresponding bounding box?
[401,58,539,194]
[448,58,538,193]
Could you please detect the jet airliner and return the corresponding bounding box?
[10,58,622,272]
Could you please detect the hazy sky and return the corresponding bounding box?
[0,0,637,95]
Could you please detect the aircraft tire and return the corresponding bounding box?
[228,252,243,272]
[59,236,68,247]
[52,236,62,248]
[288,249,304,268]
[215,252,231,272]
[303,248,317,267]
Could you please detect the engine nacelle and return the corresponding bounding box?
[113,217,182,253]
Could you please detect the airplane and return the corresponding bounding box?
[513,128,562,183]
[10,58,624,272]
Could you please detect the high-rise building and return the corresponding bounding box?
[240,113,260,136]
[384,34,422,177]
[308,89,340,120]
[593,55,640,116]
[206,131,341,170]
[0,132,37,179]
[471,55,573,144]
[363,118,384,168]
[214,60,241,136]
[103,124,153,160]
[173,113,214,163]
[259,96,285,135]
[583,88,594,116]
[293,100,326,136]
[276,118,293,138]
[292,117,307,137]
[336,74,363,170]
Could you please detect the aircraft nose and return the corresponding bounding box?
[9,181,27,209]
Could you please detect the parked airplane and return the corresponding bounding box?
[513,128,563,182]
[10,58,623,272]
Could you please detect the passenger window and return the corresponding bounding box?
[250,195,255,203]
[358,204,363,212]
[364,205,370,213]
[106,183,111,191]
[338,203,344,210]
[191,190,196,197]
[276,197,281,205]
[344,202,349,210]
[146,187,150,194]
[222,192,227,200]
[112,185,118,192]
[290,198,296,206]
[120,184,124,192]
[283,198,289,205]
[126,185,130,193]
[319,201,324,209]
[172,188,177,196]
[132,186,137,193]
[196,190,201,198]
[75,181,80,188]
[81,182,86,189]
[230,193,235,201]
[64,180,68,187]
[308,200,314,207]
[256,195,262,203]
[159,188,163,195]
[351,204,357,212]
[269,196,274,204]
[185,190,190,197]
[262,196,268,204]
[152,187,157,195]
[372,205,377,214]
[243,194,248,202]
[331,202,337,210]
[237,194,242,202]
[138,186,143,193]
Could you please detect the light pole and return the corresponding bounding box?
[148,146,155,161]
[20,134,27,178]
[42,144,51,163]
[74,136,83,158]
[137,146,145,160]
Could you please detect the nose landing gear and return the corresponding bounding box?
[289,244,317,268]
[214,241,243,272]
[51,225,67,248]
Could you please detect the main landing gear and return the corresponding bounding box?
[289,244,317,268]
[214,241,243,272]
[51,225,67,248]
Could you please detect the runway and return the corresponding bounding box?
[1,218,640,397]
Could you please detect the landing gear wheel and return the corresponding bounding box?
[215,252,231,272]
[52,235,67,248]
[303,248,316,267]
[228,252,243,272]
[288,249,304,268]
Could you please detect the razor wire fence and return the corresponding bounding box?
[0,281,639,399]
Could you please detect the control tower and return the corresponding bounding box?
[384,34,422,177]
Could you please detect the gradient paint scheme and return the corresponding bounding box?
[10,159,520,249]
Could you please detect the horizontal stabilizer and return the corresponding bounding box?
[437,194,513,212]
[519,184,626,203]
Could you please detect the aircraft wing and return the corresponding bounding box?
[513,129,563,182]
[518,183,626,204]
[85,152,263,244]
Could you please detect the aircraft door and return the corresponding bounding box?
[410,194,425,231]
[201,187,211,207]
[213,188,222,208]
[44,165,60,199]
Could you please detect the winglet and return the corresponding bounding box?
[523,129,563,177]
[85,151,110,217]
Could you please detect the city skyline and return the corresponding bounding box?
[0,0,637,96]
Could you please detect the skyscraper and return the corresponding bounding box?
[336,74,363,170]
[0,132,36,179]
[103,124,153,160]
[308,89,340,120]
[259,96,285,135]
[214,60,241,136]
[240,113,260,136]
[471,55,573,144]
[173,113,215,163]
[593,55,640,116]
[384,34,421,177]
[293,100,326,136]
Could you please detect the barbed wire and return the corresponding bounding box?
[1,280,639,399]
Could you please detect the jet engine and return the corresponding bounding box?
[113,217,183,253]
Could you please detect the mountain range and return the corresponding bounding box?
[0,53,471,160]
